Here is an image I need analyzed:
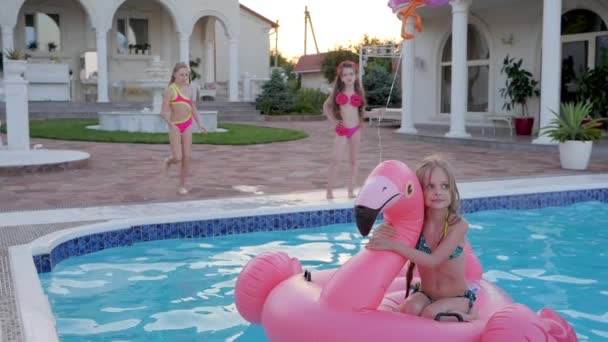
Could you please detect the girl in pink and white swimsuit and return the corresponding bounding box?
[323,61,384,200]
[160,62,208,195]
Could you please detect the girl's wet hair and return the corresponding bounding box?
[169,62,190,85]
[330,60,365,122]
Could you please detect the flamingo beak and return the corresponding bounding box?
[354,175,401,236]
[354,205,381,236]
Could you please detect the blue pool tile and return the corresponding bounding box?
[32,188,608,273]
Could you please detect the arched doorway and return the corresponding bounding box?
[439,24,490,115]
[190,16,219,94]
[14,0,92,101]
[561,9,608,103]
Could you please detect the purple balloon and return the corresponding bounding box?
[387,0,449,12]
[425,0,450,6]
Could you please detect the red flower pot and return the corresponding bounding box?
[514,117,534,136]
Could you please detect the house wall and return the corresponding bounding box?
[300,73,330,92]
[216,9,273,84]
[1,0,273,102]
[409,0,607,130]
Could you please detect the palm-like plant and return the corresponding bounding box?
[499,55,540,117]
[543,102,603,142]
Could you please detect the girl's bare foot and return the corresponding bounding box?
[326,190,334,200]
[163,157,176,175]
[177,187,189,195]
[348,192,357,199]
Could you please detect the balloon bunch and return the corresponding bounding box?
[387,0,450,40]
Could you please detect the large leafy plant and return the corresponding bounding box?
[499,55,540,117]
[542,102,603,142]
[576,58,608,125]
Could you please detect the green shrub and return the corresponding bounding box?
[363,64,401,108]
[255,69,295,115]
[294,88,327,114]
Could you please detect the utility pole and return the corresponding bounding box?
[274,20,279,67]
[304,6,319,55]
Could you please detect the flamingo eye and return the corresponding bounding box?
[405,181,414,198]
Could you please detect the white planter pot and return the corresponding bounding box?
[559,140,593,170]
[4,60,27,80]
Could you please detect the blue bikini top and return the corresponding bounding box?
[416,212,464,260]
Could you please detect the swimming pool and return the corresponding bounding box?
[36,201,608,341]
[9,176,608,341]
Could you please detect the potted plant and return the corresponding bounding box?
[47,41,57,52]
[27,41,38,51]
[542,102,603,170]
[576,58,608,130]
[3,48,27,80]
[499,55,540,135]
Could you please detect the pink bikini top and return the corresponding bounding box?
[335,92,363,107]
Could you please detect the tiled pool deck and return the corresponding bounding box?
[1,120,608,341]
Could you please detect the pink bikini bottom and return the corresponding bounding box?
[173,116,193,133]
[335,125,361,138]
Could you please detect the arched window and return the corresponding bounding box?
[440,24,490,113]
[561,9,608,102]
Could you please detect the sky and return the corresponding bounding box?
[240,0,403,60]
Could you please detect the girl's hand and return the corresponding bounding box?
[366,234,397,251]
[170,125,180,134]
[375,108,386,117]
[374,223,396,238]
[199,124,208,134]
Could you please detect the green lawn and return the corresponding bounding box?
[1,119,307,145]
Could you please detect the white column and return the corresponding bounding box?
[95,30,109,103]
[229,38,239,102]
[5,62,30,150]
[1,25,15,55]
[397,18,418,134]
[179,32,190,64]
[445,0,471,138]
[534,0,562,144]
[243,72,252,102]
[203,39,215,83]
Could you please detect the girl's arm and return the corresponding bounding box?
[364,108,385,119]
[366,221,469,267]
[323,97,341,126]
[160,87,173,126]
[190,87,207,133]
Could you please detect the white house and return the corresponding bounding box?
[0,0,277,102]
[393,0,607,142]
[293,53,330,92]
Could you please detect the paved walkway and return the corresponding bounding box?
[2,120,608,211]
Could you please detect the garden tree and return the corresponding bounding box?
[321,35,400,83]
[255,69,295,114]
[320,48,359,83]
[271,51,299,89]
[363,64,401,108]
[358,35,399,74]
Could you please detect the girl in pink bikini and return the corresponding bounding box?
[160,62,208,195]
[324,61,384,199]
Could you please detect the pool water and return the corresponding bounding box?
[39,202,608,341]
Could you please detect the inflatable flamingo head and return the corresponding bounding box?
[354,160,424,237]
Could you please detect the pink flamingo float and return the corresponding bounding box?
[235,160,578,341]
[388,0,450,39]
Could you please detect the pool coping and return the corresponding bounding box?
[8,174,608,342]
